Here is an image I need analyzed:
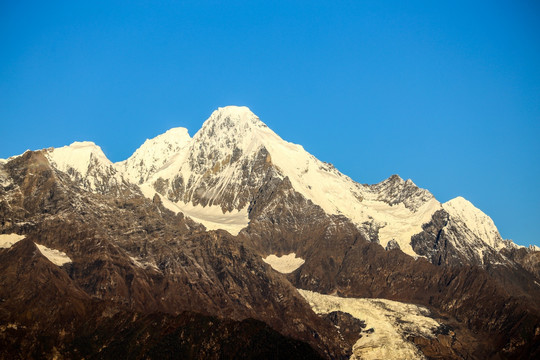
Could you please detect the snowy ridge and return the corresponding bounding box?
[20,106,527,260]
[116,127,192,184]
[46,141,111,176]
[299,289,440,360]
[0,151,27,165]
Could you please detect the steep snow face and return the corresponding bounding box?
[145,106,440,256]
[45,141,127,194]
[443,197,504,251]
[116,127,192,184]
[262,253,305,273]
[299,289,440,360]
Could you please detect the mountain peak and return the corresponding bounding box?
[212,105,258,120]
[118,127,192,184]
[46,141,111,176]
[199,106,267,137]
[443,196,504,250]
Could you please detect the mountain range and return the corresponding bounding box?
[1,106,539,359]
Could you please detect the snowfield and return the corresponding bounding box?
[298,289,440,360]
[0,234,25,248]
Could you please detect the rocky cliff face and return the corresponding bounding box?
[1,106,539,359]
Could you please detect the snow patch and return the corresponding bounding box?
[129,256,159,271]
[262,253,305,273]
[0,234,25,248]
[35,243,72,266]
[298,289,440,360]
[139,184,249,235]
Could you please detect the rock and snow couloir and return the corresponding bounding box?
[29,106,523,262]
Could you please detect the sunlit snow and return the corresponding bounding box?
[298,289,440,360]
[115,127,192,184]
[262,253,305,273]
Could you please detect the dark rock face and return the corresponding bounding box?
[411,209,515,268]
[385,239,401,251]
[411,209,459,266]
[0,241,321,360]
[321,311,366,347]
[501,246,540,280]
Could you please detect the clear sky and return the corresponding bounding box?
[1,1,539,246]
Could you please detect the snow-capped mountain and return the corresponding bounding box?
[0,108,533,263]
[2,105,540,359]
[113,106,517,265]
[30,106,526,266]
[442,196,505,251]
[121,106,439,256]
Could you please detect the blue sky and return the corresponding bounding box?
[1,1,539,246]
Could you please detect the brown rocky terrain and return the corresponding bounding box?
[0,239,321,360]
